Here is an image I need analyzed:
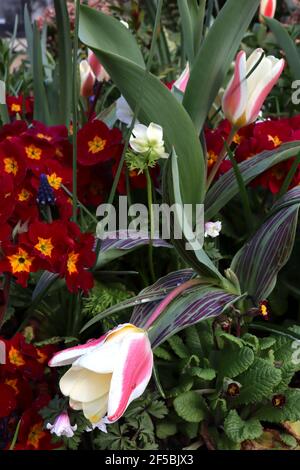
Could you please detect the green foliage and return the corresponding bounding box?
[83,282,132,319]
[254,390,300,424]
[93,392,167,450]
[173,391,208,423]
[224,410,263,444]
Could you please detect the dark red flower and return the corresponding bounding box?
[77,120,123,166]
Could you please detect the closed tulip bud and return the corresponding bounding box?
[259,0,276,22]
[88,49,110,83]
[222,49,284,128]
[173,63,190,93]
[49,324,153,426]
[79,60,96,98]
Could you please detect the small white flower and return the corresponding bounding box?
[46,411,77,438]
[116,96,136,127]
[130,123,169,159]
[204,221,222,238]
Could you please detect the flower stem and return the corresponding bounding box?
[144,278,202,330]
[206,126,237,189]
[145,167,156,283]
[72,0,80,223]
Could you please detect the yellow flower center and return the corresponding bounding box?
[34,237,54,257]
[37,350,48,364]
[5,378,19,394]
[25,144,42,160]
[11,103,21,112]
[27,422,46,449]
[88,136,107,154]
[67,251,79,274]
[268,135,282,148]
[37,133,52,141]
[47,173,62,190]
[260,304,268,317]
[233,133,242,145]
[4,157,18,176]
[18,188,31,202]
[55,147,63,158]
[207,150,218,168]
[8,248,34,274]
[8,346,25,366]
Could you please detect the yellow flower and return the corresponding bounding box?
[4,157,18,176]
[88,136,107,154]
[8,346,25,366]
[34,237,54,257]
[8,248,34,274]
[47,173,62,190]
[67,252,79,274]
[25,144,42,160]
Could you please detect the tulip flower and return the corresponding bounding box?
[130,123,169,159]
[79,60,96,98]
[88,50,110,83]
[172,63,190,94]
[222,49,285,128]
[46,411,77,438]
[259,0,276,21]
[49,324,153,426]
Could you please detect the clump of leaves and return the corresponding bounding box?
[93,392,168,450]
[154,321,300,450]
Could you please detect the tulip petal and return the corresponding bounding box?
[173,63,190,93]
[59,366,111,402]
[83,394,109,423]
[222,51,247,125]
[246,58,285,124]
[72,341,120,373]
[69,369,112,402]
[69,398,83,411]
[260,0,276,19]
[49,335,107,367]
[106,331,153,422]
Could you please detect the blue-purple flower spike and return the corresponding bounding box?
[36,174,56,206]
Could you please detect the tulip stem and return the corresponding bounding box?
[144,278,202,330]
[145,167,156,283]
[206,127,237,189]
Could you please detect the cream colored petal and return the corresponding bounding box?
[69,369,112,402]
[131,124,148,140]
[59,367,83,397]
[83,394,109,424]
[69,398,83,410]
[147,123,163,144]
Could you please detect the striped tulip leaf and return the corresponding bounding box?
[80,270,195,333]
[146,285,238,348]
[96,230,171,268]
[79,5,206,206]
[231,187,300,303]
[131,269,196,327]
[205,142,300,220]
